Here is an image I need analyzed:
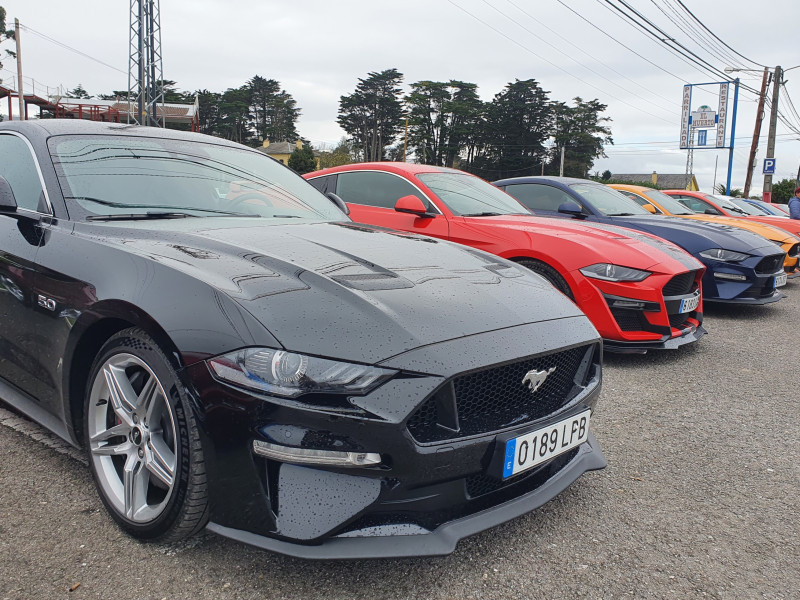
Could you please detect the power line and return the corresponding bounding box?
[552,0,692,87]
[601,0,761,98]
[674,0,766,69]
[496,0,677,114]
[652,0,748,71]
[19,23,127,75]
[444,0,678,124]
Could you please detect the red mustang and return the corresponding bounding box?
[305,163,707,354]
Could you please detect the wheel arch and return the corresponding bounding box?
[62,300,182,447]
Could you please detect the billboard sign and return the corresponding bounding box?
[679,82,731,149]
[716,83,729,147]
[679,85,691,149]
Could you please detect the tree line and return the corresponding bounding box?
[335,68,612,179]
[45,66,614,178]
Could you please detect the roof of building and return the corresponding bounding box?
[257,141,298,155]
[613,173,696,189]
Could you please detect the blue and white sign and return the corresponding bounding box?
[698,130,707,146]
[763,158,776,175]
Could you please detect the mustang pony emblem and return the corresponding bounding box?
[521,366,556,393]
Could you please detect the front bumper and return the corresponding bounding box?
[700,252,786,304]
[206,432,606,559]
[180,318,605,558]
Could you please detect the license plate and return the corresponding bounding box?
[774,273,787,288]
[502,410,590,479]
[679,293,700,313]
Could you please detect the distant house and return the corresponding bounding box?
[257,139,320,168]
[612,171,699,191]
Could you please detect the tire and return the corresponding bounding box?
[84,328,209,542]
[516,259,575,301]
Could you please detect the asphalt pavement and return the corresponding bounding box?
[1,281,799,599]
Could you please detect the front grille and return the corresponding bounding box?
[466,448,580,498]
[756,254,784,274]
[662,271,696,296]
[406,344,597,444]
[610,308,644,331]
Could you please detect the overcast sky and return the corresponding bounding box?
[2,0,799,192]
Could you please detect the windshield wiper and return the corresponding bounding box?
[67,196,257,217]
[607,212,636,216]
[86,211,199,221]
[461,211,505,217]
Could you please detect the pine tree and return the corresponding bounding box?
[338,69,405,162]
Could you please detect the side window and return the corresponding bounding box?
[675,195,717,214]
[504,184,579,212]
[335,171,422,209]
[0,135,47,212]
[307,175,336,195]
[625,192,663,213]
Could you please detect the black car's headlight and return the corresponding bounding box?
[208,348,396,398]
[579,263,651,282]
[699,248,751,262]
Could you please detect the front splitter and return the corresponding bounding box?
[604,324,707,355]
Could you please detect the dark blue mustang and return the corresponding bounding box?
[493,176,787,305]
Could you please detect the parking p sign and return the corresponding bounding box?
[763,158,776,175]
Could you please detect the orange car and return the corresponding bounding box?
[609,184,799,275]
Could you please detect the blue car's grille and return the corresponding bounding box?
[756,255,784,274]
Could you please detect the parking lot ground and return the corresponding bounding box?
[1,281,799,600]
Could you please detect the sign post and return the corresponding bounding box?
[679,80,739,194]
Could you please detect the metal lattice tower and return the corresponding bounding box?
[128,0,164,126]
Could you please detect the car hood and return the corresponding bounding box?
[79,219,588,364]
[677,215,798,244]
[604,215,778,255]
[466,215,701,271]
[745,215,800,236]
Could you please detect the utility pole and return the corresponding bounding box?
[14,18,23,120]
[403,116,408,162]
[762,65,782,202]
[743,68,769,198]
[559,146,565,177]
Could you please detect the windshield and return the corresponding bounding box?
[640,189,695,215]
[709,195,759,215]
[48,135,345,222]
[752,202,783,216]
[729,198,771,215]
[570,183,650,216]
[417,172,530,216]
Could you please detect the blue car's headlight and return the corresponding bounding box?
[579,263,651,282]
[208,348,396,398]
[699,248,751,262]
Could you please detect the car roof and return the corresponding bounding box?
[0,119,243,148]
[494,176,591,185]
[308,162,462,178]
[608,183,656,194]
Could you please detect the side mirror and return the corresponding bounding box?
[0,176,17,213]
[704,209,719,215]
[642,203,657,214]
[557,201,585,218]
[394,194,433,218]
[325,192,350,215]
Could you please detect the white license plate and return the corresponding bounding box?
[774,273,787,288]
[679,293,700,313]
[502,410,590,479]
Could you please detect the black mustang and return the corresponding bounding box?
[0,120,605,558]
